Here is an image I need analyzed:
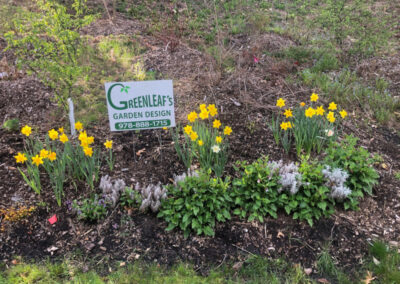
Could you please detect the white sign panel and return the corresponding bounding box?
[105,80,175,131]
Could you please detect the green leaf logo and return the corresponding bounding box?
[120,86,130,93]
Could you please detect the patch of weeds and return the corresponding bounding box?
[394,172,400,181]
[311,52,339,73]
[369,241,400,283]
[97,35,146,68]
[317,248,352,283]
[2,118,19,132]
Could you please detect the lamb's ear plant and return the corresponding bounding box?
[157,170,232,238]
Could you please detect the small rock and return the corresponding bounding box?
[100,246,107,251]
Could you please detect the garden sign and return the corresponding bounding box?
[105,80,175,131]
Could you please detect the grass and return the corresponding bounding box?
[1,242,399,283]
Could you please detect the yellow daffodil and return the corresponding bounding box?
[190,131,198,141]
[198,140,203,146]
[340,109,347,118]
[80,138,89,148]
[104,140,113,149]
[223,126,232,136]
[280,122,289,130]
[287,121,292,129]
[48,151,57,161]
[328,102,337,111]
[300,102,305,107]
[216,136,222,143]
[199,109,209,120]
[208,104,218,116]
[276,98,285,108]
[162,127,168,130]
[327,111,336,123]
[75,121,83,131]
[21,125,32,137]
[78,131,87,142]
[199,104,207,111]
[187,111,198,123]
[59,133,69,144]
[284,109,293,118]
[184,125,193,135]
[14,152,27,164]
[48,129,59,140]
[316,106,325,116]
[83,147,93,157]
[213,119,221,128]
[58,127,64,133]
[310,93,319,102]
[305,107,316,118]
[40,149,49,159]
[32,155,43,166]
[87,136,94,145]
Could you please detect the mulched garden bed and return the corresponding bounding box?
[1,12,400,275]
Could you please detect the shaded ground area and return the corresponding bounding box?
[1,10,400,276]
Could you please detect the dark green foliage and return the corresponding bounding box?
[324,135,379,210]
[157,171,232,238]
[285,159,335,227]
[120,186,142,209]
[231,157,283,222]
[72,194,109,222]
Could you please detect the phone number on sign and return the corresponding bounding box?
[115,119,170,130]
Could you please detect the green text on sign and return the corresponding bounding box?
[115,119,171,130]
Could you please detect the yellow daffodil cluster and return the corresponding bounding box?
[275,93,347,130]
[184,104,233,145]
[17,122,114,165]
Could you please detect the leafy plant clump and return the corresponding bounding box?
[323,135,380,209]
[72,194,109,222]
[285,159,335,226]
[158,171,232,238]
[231,157,283,222]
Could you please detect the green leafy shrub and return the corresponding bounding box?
[231,157,284,222]
[4,0,95,109]
[157,171,232,238]
[323,135,379,209]
[72,194,109,222]
[285,159,335,226]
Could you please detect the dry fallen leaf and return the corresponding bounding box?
[362,271,376,284]
[317,278,330,283]
[136,148,146,156]
[277,231,284,239]
[11,259,18,265]
[232,261,243,271]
